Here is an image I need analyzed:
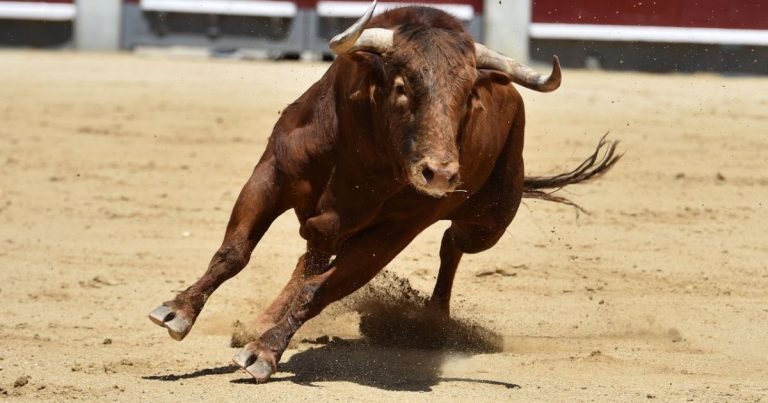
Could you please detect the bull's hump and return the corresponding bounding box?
[368,6,466,33]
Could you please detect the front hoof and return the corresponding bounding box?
[148,304,193,341]
[232,344,277,383]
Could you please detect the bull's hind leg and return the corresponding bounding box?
[232,222,424,382]
[428,222,514,316]
[429,222,513,318]
[428,227,463,316]
[430,115,525,317]
[149,155,287,341]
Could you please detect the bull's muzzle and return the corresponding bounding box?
[412,158,460,197]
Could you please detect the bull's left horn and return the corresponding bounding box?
[329,0,393,55]
[475,43,561,92]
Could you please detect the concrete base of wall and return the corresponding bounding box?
[0,19,72,47]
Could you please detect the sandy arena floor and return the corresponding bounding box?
[0,51,767,401]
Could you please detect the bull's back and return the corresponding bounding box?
[369,6,467,33]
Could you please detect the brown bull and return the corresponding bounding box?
[149,1,620,383]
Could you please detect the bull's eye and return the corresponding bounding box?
[393,77,407,98]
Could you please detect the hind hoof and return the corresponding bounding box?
[233,344,276,383]
[148,304,193,341]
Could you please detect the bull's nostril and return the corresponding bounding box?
[244,353,256,368]
[421,167,435,183]
[448,173,459,186]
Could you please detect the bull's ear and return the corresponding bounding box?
[347,50,384,68]
[346,51,385,102]
[349,85,376,102]
[471,70,509,111]
[474,70,512,87]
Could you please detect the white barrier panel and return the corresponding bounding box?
[530,23,768,47]
[140,0,297,17]
[0,1,76,21]
[317,1,474,21]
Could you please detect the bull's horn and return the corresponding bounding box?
[475,43,561,92]
[329,0,393,55]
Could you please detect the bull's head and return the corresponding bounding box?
[330,0,561,197]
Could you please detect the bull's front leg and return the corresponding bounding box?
[149,155,287,341]
[241,248,331,338]
[232,221,426,382]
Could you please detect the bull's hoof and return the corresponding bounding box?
[232,344,277,383]
[148,304,193,341]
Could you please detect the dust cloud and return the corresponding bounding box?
[231,270,503,353]
[343,270,503,353]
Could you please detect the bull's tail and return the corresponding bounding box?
[523,134,622,212]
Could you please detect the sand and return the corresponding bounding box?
[0,51,766,401]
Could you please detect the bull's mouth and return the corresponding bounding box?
[409,168,460,198]
[411,181,452,198]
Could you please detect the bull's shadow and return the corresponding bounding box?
[229,306,516,391]
[147,272,520,391]
[233,337,520,392]
[252,338,447,391]
[146,322,517,392]
[145,314,517,391]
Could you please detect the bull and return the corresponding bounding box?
[149,1,620,383]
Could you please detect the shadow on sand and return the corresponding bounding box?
[232,338,520,391]
[144,338,518,392]
[145,271,519,391]
[144,365,240,381]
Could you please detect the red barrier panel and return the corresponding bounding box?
[532,0,768,30]
[531,0,768,46]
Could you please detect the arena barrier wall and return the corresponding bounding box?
[529,0,768,73]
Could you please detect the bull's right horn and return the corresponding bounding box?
[475,43,562,92]
[329,0,394,55]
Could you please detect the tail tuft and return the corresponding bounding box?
[523,133,622,212]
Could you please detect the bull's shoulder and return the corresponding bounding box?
[455,82,525,183]
[467,81,525,143]
[480,81,524,115]
[268,75,339,180]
